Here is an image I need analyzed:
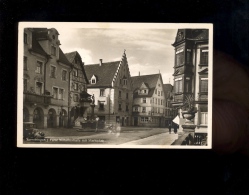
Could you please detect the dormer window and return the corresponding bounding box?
[144,90,147,93]
[51,46,56,56]
[90,75,96,84]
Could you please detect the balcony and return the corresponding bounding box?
[24,92,52,105]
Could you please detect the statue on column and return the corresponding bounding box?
[91,94,95,105]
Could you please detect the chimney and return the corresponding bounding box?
[139,71,140,76]
[99,59,103,66]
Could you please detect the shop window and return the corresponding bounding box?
[141,117,149,122]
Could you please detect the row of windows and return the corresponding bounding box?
[118,103,129,112]
[134,107,164,114]
[24,57,68,81]
[154,89,163,96]
[175,48,208,66]
[119,91,129,99]
[53,87,64,100]
[174,78,208,93]
[120,79,128,85]
[141,97,164,105]
[23,79,66,100]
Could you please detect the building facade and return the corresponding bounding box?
[162,84,176,127]
[171,29,209,132]
[131,73,166,127]
[65,51,92,127]
[23,28,72,128]
[84,51,133,126]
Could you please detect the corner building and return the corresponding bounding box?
[171,29,209,133]
[23,28,71,128]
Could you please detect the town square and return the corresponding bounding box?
[19,23,212,147]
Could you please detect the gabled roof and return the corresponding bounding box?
[84,61,121,88]
[30,30,48,56]
[65,51,89,84]
[131,74,160,91]
[58,48,71,66]
[163,84,173,98]
[172,29,209,46]
[30,28,71,67]
[131,74,161,98]
[65,51,78,64]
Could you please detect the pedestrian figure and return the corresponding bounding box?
[168,123,171,134]
[174,124,178,134]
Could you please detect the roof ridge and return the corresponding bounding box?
[85,60,121,66]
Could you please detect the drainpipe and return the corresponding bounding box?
[44,54,50,102]
[68,64,73,127]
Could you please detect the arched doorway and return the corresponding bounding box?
[33,107,44,129]
[59,109,67,127]
[23,107,29,122]
[47,108,57,128]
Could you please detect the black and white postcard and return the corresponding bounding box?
[17,22,213,148]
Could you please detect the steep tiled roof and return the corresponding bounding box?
[65,51,77,63]
[131,74,160,98]
[30,31,48,56]
[65,51,89,84]
[131,74,160,91]
[172,29,209,46]
[58,48,71,66]
[163,84,173,98]
[84,61,120,88]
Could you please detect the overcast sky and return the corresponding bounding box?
[56,27,177,85]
